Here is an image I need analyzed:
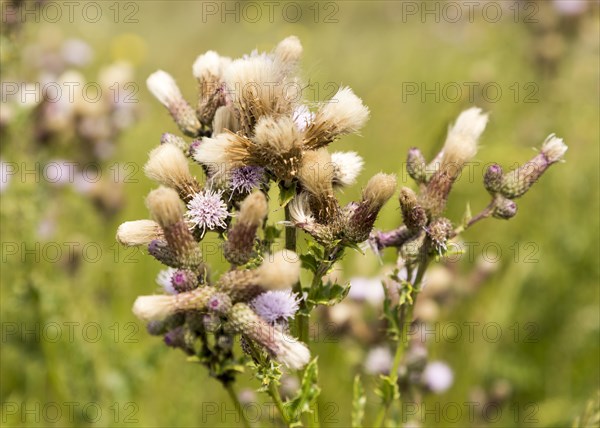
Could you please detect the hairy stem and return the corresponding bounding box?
[268,382,291,426]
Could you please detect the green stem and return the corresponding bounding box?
[268,382,291,426]
[374,258,430,427]
[224,382,251,428]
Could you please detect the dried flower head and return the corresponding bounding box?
[144,143,201,201]
[331,151,364,187]
[116,219,164,246]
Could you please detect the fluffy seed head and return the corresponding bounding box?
[363,173,397,208]
[540,134,567,163]
[238,191,268,226]
[257,250,301,290]
[298,148,335,196]
[133,295,175,322]
[116,219,164,246]
[156,268,177,294]
[192,50,223,79]
[193,132,245,176]
[146,187,184,228]
[212,106,239,134]
[331,151,364,187]
[288,193,314,225]
[144,144,194,189]
[272,329,310,370]
[442,107,488,167]
[274,35,303,66]
[304,87,369,149]
[146,70,183,107]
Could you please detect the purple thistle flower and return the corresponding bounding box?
[156,268,177,294]
[250,290,300,325]
[229,166,264,195]
[185,189,229,235]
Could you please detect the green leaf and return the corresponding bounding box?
[306,280,350,308]
[279,182,297,207]
[375,374,399,405]
[352,375,366,428]
[300,253,319,274]
[284,357,321,424]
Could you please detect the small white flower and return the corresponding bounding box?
[422,361,453,393]
[540,134,567,164]
[185,189,229,235]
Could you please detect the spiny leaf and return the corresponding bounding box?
[284,357,321,424]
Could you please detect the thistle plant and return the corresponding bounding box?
[119,36,566,427]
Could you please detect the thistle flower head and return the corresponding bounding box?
[251,290,300,325]
[133,295,175,322]
[185,188,229,234]
[257,250,301,290]
[540,134,567,163]
[146,70,183,107]
[442,107,488,167]
[207,292,232,315]
[230,166,264,195]
[192,50,224,80]
[483,163,503,194]
[212,106,239,134]
[144,143,200,198]
[146,187,184,228]
[304,87,370,149]
[116,219,164,246]
[192,132,244,176]
[363,173,397,208]
[238,191,268,226]
[331,151,364,187]
[156,268,177,294]
[274,35,303,66]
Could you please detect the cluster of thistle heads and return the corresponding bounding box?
[116,36,401,370]
[117,35,567,371]
[370,108,567,269]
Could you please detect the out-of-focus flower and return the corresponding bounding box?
[348,277,385,306]
[422,361,453,393]
[364,346,392,374]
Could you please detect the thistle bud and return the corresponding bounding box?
[148,239,180,268]
[224,191,268,266]
[303,87,370,149]
[426,217,453,254]
[483,164,503,194]
[144,144,201,202]
[252,115,303,181]
[227,303,310,369]
[399,187,427,231]
[146,187,203,268]
[406,148,427,184]
[492,195,518,219]
[171,269,199,293]
[369,226,414,252]
[500,134,567,199]
[206,292,232,315]
[146,70,201,137]
[116,219,164,246]
[132,286,215,322]
[344,173,396,243]
[164,326,195,355]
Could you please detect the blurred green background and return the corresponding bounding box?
[1,1,598,427]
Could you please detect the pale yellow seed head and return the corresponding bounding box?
[238,191,268,227]
[144,143,193,188]
[298,148,334,196]
[145,186,184,228]
[116,219,164,246]
[442,107,488,167]
[363,173,397,207]
[132,295,175,322]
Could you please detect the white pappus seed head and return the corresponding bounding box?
[144,143,193,188]
[318,86,370,134]
[442,107,488,167]
[146,70,183,107]
[116,219,164,246]
[257,250,301,290]
[540,134,567,164]
[192,50,223,79]
[251,290,300,325]
[145,187,184,228]
[273,329,310,370]
[288,193,314,225]
[185,188,229,235]
[331,151,364,187]
[132,295,175,322]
